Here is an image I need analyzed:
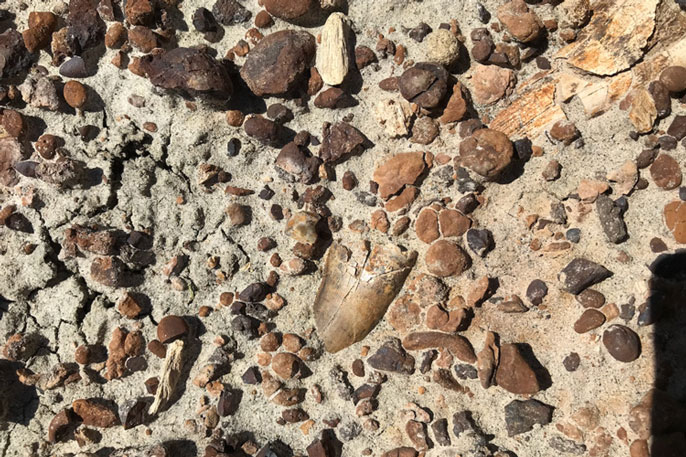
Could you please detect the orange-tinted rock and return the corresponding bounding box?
[440,82,468,124]
[495,343,541,395]
[22,12,57,53]
[458,128,513,180]
[72,399,120,428]
[425,240,471,277]
[438,209,471,237]
[497,0,543,43]
[385,186,419,213]
[271,352,302,379]
[402,331,476,363]
[665,200,686,243]
[157,315,189,343]
[472,64,516,106]
[573,309,606,333]
[650,154,682,190]
[415,208,440,244]
[373,152,426,200]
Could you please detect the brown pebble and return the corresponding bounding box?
[271,352,302,379]
[573,309,606,333]
[63,80,87,109]
[650,154,682,190]
[156,315,188,343]
[255,10,273,28]
[148,339,166,358]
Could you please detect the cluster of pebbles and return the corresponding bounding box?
[1,0,686,456]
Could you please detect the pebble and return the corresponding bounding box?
[67,0,105,51]
[563,352,580,372]
[271,352,302,379]
[406,420,429,451]
[526,279,548,305]
[212,0,251,25]
[244,115,281,146]
[226,203,250,226]
[542,160,561,181]
[367,338,415,374]
[255,10,274,28]
[22,12,57,53]
[573,309,606,333]
[629,88,657,133]
[410,117,439,145]
[458,128,513,180]
[142,48,232,99]
[59,56,88,78]
[355,45,377,69]
[125,0,155,25]
[472,64,516,106]
[72,398,120,428]
[156,315,189,343]
[504,399,553,436]
[659,66,686,92]
[440,82,468,124]
[403,331,476,363]
[431,418,451,446]
[314,87,356,109]
[425,29,460,66]
[263,0,313,21]
[192,7,217,33]
[319,121,368,163]
[576,289,605,308]
[240,30,316,96]
[497,0,543,43]
[466,228,494,257]
[275,142,320,184]
[650,153,682,189]
[550,120,580,145]
[398,62,449,110]
[373,152,426,200]
[559,258,612,295]
[119,398,149,430]
[602,324,641,362]
[425,240,471,277]
[667,115,686,140]
[649,80,671,118]
[217,389,240,416]
[596,195,628,244]
[663,200,686,243]
[63,80,87,110]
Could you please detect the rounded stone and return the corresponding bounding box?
[458,128,513,180]
[156,315,189,343]
[425,240,471,277]
[659,66,686,93]
[271,352,302,379]
[63,80,87,109]
[602,324,641,362]
[573,309,606,333]
[650,154,682,190]
[263,0,313,20]
[425,29,460,67]
[398,62,449,110]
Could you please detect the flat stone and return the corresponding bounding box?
[559,258,612,295]
[495,343,541,395]
[415,208,440,244]
[440,83,468,124]
[72,399,120,428]
[458,129,513,180]
[504,399,554,436]
[667,115,686,140]
[576,289,605,308]
[550,119,580,145]
[319,122,368,163]
[402,331,476,363]
[602,324,641,362]
[373,152,426,200]
[240,30,316,97]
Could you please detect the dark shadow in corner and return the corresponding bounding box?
[648,249,686,456]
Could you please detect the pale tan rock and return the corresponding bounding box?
[628,88,657,133]
[471,64,516,106]
[607,160,638,195]
[425,29,460,67]
[374,98,414,138]
[577,179,609,202]
[316,13,350,86]
[558,0,590,28]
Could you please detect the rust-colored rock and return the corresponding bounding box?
[471,64,516,106]
[425,240,471,277]
[313,241,417,353]
[271,352,302,379]
[497,0,543,43]
[440,83,468,124]
[495,343,541,395]
[457,128,513,180]
[22,12,57,53]
[72,399,120,428]
[664,200,686,244]
[373,152,426,200]
[402,331,476,363]
[650,154,682,190]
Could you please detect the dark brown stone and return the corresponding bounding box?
[263,0,313,21]
[90,256,128,287]
[573,309,606,333]
[125,0,155,25]
[659,66,686,93]
[67,0,106,52]
[240,30,316,97]
[603,324,641,362]
[575,289,605,308]
[650,153,682,190]
[398,62,449,110]
[318,121,368,163]
[156,315,189,343]
[244,115,281,146]
[367,338,415,374]
[72,399,120,428]
[314,87,356,109]
[355,46,377,69]
[212,0,251,25]
[495,343,541,395]
[275,142,320,184]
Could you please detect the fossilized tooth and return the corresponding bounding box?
[316,12,351,86]
[314,241,417,353]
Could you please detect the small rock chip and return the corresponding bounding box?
[0,30,31,78]
[367,338,415,374]
[667,115,686,140]
[410,117,439,145]
[319,121,368,163]
[156,315,189,343]
[504,399,554,436]
[629,88,657,134]
[244,115,281,146]
[650,154,682,190]
[425,240,471,277]
[212,0,251,25]
[559,258,612,295]
[466,228,494,257]
[314,87,356,109]
[526,279,548,306]
[576,289,605,308]
[398,62,449,110]
[495,343,541,395]
[440,82,468,124]
[563,352,580,372]
[373,152,426,199]
[240,30,316,97]
[573,309,606,333]
[458,129,513,180]
[90,256,128,287]
[602,324,641,362]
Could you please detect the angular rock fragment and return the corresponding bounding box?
[90,256,129,287]
[477,331,499,388]
[471,64,516,106]
[141,48,233,99]
[497,0,543,43]
[244,115,281,146]
[374,98,414,137]
[664,200,686,243]
[559,258,612,295]
[72,399,120,428]
[240,30,316,97]
[276,142,321,184]
[212,0,251,25]
[367,338,415,374]
[495,343,541,395]
[504,399,554,436]
[149,340,185,415]
[18,74,60,111]
[125,0,155,25]
[119,398,150,430]
[314,242,416,352]
[67,0,106,53]
[596,195,628,244]
[0,30,31,78]
[629,88,657,134]
[0,138,25,186]
[373,152,426,200]
[319,121,368,163]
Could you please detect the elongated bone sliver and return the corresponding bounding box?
[149,340,184,416]
[316,13,351,86]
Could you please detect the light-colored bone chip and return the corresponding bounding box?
[316,12,351,86]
